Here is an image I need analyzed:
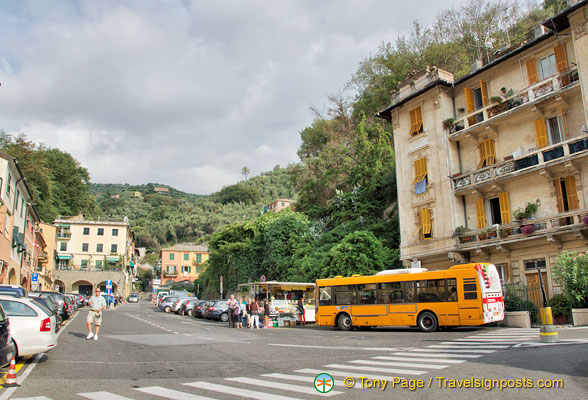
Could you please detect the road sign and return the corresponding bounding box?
[32,273,38,282]
[106,280,113,288]
[260,275,266,282]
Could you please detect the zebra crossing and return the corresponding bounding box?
[12,328,539,400]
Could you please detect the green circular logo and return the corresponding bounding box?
[314,373,334,393]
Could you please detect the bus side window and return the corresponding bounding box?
[447,278,458,302]
[333,285,357,305]
[463,280,478,300]
[358,284,377,304]
[404,282,416,303]
[378,282,404,304]
[319,287,333,306]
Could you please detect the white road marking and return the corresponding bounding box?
[350,359,448,369]
[373,356,465,364]
[430,344,508,349]
[324,363,426,375]
[268,343,401,351]
[79,392,134,400]
[184,381,303,400]
[227,376,342,396]
[408,348,496,354]
[0,353,44,400]
[135,386,216,399]
[261,372,364,389]
[393,352,482,358]
[11,397,53,400]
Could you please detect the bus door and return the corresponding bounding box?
[458,276,482,324]
[444,278,459,325]
[353,284,386,326]
[379,282,416,326]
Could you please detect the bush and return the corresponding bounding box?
[504,293,539,323]
[552,251,588,308]
[549,294,572,317]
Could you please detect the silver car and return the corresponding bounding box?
[128,293,139,303]
[159,296,179,313]
[172,297,193,314]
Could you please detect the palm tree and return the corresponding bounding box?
[241,166,250,181]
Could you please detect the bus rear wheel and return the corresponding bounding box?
[337,313,353,331]
[417,311,438,332]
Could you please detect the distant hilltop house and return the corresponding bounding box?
[160,243,209,285]
[133,191,142,198]
[110,194,120,199]
[264,199,295,213]
[153,187,169,193]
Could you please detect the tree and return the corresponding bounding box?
[552,251,588,308]
[241,167,250,181]
[323,231,390,277]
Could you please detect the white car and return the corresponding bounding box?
[128,293,139,303]
[0,295,58,357]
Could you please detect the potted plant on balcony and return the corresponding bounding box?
[521,224,535,234]
[486,228,498,239]
[513,207,528,222]
[583,216,588,225]
[499,229,510,238]
[442,118,455,131]
[477,231,488,240]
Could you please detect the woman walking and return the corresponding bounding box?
[263,299,270,328]
[238,297,247,328]
[297,297,306,325]
[250,299,259,329]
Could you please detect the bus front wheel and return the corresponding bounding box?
[417,311,438,332]
[337,313,353,331]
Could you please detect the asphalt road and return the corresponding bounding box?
[2,295,587,400]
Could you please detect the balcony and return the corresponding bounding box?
[449,68,579,139]
[57,232,72,239]
[453,135,588,194]
[457,208,588,252]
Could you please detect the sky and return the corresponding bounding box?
[0,0,466,195]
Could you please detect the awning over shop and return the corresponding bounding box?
[107,257,120,263]
[57,255,72,260]
[129,261,134,267]
[58,224,71,228]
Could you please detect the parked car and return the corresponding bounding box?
[28,296,61,332]
[173,298,193,314]
[0,284,27,297]
[63,295,75,316]
[202,300,229,322]
[128,293,139,303]
[159,296,179,313]
[181,299,201,316]
[32,292,68,321]
[0,304,13,367]
[0,295,58,357]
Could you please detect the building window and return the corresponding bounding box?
[81,260,88,268]
[487,192,511,225]
[412,158,427,193]
[112,229,118,236]
[554,176,579,213]
[60,242,67,251]
[83,227,90,235]
[111,244,117,253]
[169,253,175,261]
[182,266,191,273]
[6,175,11,197]
[409,106,423,136]
[196,254,202,263]
[419,208,432,240]
[95,260,103,269]
[477,139,496,169]
[96,243,103,252]
[495,263,510,284]
[15,190,19,210]
[524,258,546,271]
[465,81,488,125]
[82,243,89,252]
[546,115,565,145]
[184,254,189,261]
[166,266,177,274]
[539,54,557,80]
[98,228,104,236]
[196,266,201,273]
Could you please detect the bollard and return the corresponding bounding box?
[539,307,559,343]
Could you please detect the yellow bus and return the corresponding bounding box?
[315,263,504,332]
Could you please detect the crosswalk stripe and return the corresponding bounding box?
[430,344,508,349]
[393,352,482,358]
[469,335,536,338]
[296,368,404,381]
[324,363,426,375]
[226,377,342,396]
[11,397,53,400]
[350,359,448,370]
[408,348,495,354]
[135,386,216,400]
[440,341,510,346]
[373,356,465,364]
[184,381,303,400]
[79,392,134,400]
[456,339,522,343]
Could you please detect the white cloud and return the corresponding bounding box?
[0,0,465,194]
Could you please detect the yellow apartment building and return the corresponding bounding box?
[377,1,588,300]
[36,223,56,291]
[160,243,209,285]
[264,199,295,213]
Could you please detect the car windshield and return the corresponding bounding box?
[30,298,54,316]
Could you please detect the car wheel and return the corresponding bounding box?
[417,311,438,332]
[164,306,171,313]
[220,313,229,322]
[337,313,353,331]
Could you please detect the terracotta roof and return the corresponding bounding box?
[162,243,209,252]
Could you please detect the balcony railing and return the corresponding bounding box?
[457,209,588,249]
[453,135,588,193]
[57,232,72,239]
[449,68,579,137]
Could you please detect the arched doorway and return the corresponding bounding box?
[54,280,66,293]
[72,280,93,297]
[21,277,28,290]
[8,269,16,285]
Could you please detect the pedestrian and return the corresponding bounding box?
[86,288,107,341]
[246,298,252,328]
[226,295,238,328]
[297,297,306,325]
[250,299,259,329]
[238,296,248,328]
[263,299,270,328]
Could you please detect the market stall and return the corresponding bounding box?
[237,281,316,326]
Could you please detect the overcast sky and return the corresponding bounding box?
[0,0,465,195]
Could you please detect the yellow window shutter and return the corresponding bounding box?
[480,81,489,107]
[487,139,496,165]
[415,106,423,132]
[465,88,475,113]
[554,178,565,212]
[499,192,511,224]
[565,176,579,210]
[526,59,538,84]
[409,108,416,133]
[412,158,427,184]
[534,118,548,149]
[561,108,567,139]
[477,141,487,169]
[476,198,486,229]
[420,209,432,238]
[554,43,568,73]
